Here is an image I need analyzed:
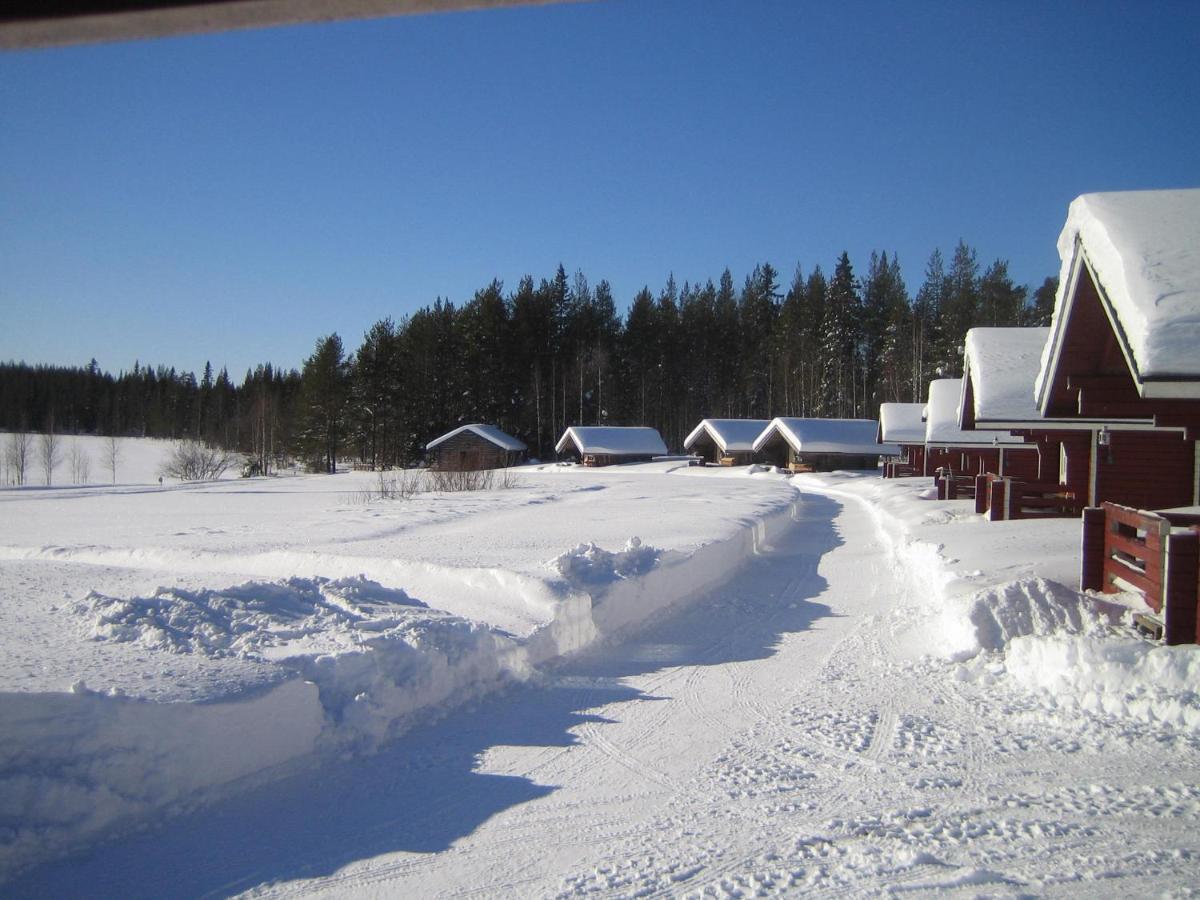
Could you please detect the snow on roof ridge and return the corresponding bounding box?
[752,417,898,456]
[926,378,1015,445]
[426,423,527,452]
[682,418,772,454]
[555,426,669,456]
[963,327,1049,424]
[1035,188,1200,398]
[878,403,926,443]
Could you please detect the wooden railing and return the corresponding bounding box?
[974,473,1078,521]
[934,468,976,499]
[883,460,922,478]
[1081,501,1200,645]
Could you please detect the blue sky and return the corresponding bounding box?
[2,0,1198,379]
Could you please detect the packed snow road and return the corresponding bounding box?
[11,484,1200,897]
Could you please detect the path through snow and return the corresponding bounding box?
[10,488,1200,897]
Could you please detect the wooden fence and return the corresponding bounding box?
[1081,501,1200,645]
[974,473,1079,521]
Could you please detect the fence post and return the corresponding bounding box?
[1081,506,1106,592]
[988,478,1007,522]
[1163,530,1200,645]
[936,474,947,500]
[975,474,989,514]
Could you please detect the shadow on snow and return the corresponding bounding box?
[7,492,844,899]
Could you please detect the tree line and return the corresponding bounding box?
[1,243,1056,475]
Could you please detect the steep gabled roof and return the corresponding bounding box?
[877,403,926,444]
[925,379,1014,446]
[1036,189,1200,406]
[753,417,898,457]
[426,424,526,453]
[555,426,668,457]
[962,327,1049,426]
[682,419,771,454]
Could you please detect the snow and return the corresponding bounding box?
[924,378,1015,445]
[424,423,526,452]
[877,402,926,444]
[682,418,771,454]
[752,417,898,457]
[554,426,668,457]
[1,432,185,487]
[962,327,1050,424]
[1037,188,1200,396]
[3,443,1200,896]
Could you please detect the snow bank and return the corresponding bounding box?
[0,678,323,878]
[799,473,1200,736]
[3,575,529,878]
[551,537,662,585]
[0,467,801,881]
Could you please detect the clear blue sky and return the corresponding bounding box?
[2,0,1198,379]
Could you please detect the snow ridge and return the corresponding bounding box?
[798,473,1200,734]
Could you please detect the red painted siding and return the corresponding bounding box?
[1094,431,1196,510]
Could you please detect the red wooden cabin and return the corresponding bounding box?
[877,403,925,477]
[1025,190,1200,512]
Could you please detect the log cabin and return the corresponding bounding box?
[923,379,1011,478]
[877,403,926,477]
[555,426,668,467]
[425,424,527,471]
[958,327,1051,482]
[752,418,897,472]
[682,419,770,465]
[1024,189,1200,511]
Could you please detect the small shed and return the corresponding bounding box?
[426,424,527,471]
[877,403,926,477]
[1027,189,1200,510]
[683,419,771,465]
[555,426,668,467]
[752,418,896,472]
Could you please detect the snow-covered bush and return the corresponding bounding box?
[158,440,238,481]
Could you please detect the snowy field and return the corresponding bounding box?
[2,449,1199,896]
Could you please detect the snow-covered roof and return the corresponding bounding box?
[1036,189,1200,401]
[752,418,898,457]
[925,379,1014,446]
[555,426,668,457]
[682,419,772,454]
[426,424,527,453]
[877,403,926,444]
[962,327,1049,424]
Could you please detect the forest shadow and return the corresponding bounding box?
[6,492,844,899]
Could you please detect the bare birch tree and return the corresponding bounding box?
[68,439,91,484]
[5,431,32,486]
[39,426,61,486]
[103,435,122,484]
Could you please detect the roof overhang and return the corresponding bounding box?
[1038,240,1200,411]
[0,0,572,50]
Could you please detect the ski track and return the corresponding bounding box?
[11,486,1200,898]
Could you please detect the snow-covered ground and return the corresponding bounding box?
[2,454,1199,896]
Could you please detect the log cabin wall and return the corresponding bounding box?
[999,447,1041,480]
[1060,432,1093,506]
[1094,430,1196,511]
[430,432,515,471]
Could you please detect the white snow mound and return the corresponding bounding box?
[958,577,1120,657]
[550,537,662,586]
[75,576,427,657]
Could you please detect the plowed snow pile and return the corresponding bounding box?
[803,471,1200,733]
[0,458,798,879]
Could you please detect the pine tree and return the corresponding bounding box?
[979,259,1027,327]
[299,334,350,473]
